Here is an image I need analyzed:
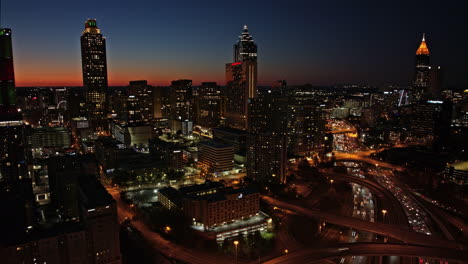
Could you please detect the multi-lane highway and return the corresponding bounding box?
[262,196,464,250]
[263,243,468,264]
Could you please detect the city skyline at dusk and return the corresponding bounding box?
[3,0,468,87]
[1,1,468,264]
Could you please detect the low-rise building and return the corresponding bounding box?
[198,140,234,174]
[158,181,269,243]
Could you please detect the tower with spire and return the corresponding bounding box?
[225,25,258,130]
[413,33,431,102]
[234,25,258,63]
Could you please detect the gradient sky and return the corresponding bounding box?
[3,0,468,87]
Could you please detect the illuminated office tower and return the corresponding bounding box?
[81,19,108,132]
[197,82,223,128]
[225,26,257,130]
[233,25,257,63]
[413,34,430,102]
[169,79,193,121]
[246,94,288,184]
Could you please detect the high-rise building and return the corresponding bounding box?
[0,28,17,115]
[81,19,108,132]
[197,82,223,128]
[428,66,443,100]
[234,25,257,63]
[0,28,28,183]
[410,100,451,149]
[225,26,258,130]
[287,103,325,157]
[113,81,154,124]
[169,79,193,121]
[246,94,288,184]
[413,34,430,102]
[152,86,165,119]
[127,80,154,123]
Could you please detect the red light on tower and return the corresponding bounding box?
[231,62,242,66]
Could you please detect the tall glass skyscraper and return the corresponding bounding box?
[413,34,430,102]
[234,25,257,63]
[81,19,108,132]
[225,26,258,130]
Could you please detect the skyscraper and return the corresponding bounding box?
[197,82,223,128]
[81,19,108,133]
[413,34,430,102]
[169,79,193,121]
[225,26,258,130]
[0,28,28,183]
[246,93,288,184]
[0,28,17,115]
[0,27,34,251]
[428,66,443,100]
[234,25,257,63]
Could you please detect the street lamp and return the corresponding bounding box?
[284,249,289,254]
[233,240,239,264]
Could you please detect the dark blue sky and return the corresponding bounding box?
[3,0,467,87]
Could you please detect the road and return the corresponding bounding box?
[263,243,468,264]
[334,152,405,172]
[335,151,460,241]
[261,196,465,250]
[318,170,409,227]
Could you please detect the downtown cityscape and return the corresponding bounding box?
[1,1,468,264]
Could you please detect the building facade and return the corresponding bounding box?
[197,82,223,128]
[81,19,108,132]
[413,34,430,102]
[198,140,234,174]
[225,26,257,130]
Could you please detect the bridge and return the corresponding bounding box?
[263,243,467,264]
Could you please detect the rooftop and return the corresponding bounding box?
[212,127,246,136]
[198,140,233,149]
[179,180,224,195]
[79,174,114,209]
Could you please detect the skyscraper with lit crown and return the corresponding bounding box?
[225,26,258,130]
[81,19,108,133]
[234,25,257,63]
[413,33,430,102]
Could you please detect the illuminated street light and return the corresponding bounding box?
[284,249,289,254]
[233,240,239,264]
[382,209,388,223]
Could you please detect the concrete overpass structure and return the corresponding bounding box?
[263,243,468,264]
[262,196,465,250]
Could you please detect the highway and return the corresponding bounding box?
[334,152,405,172]
[262,196,465,250]
[318,170,409,227]
[263,243,468,264]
